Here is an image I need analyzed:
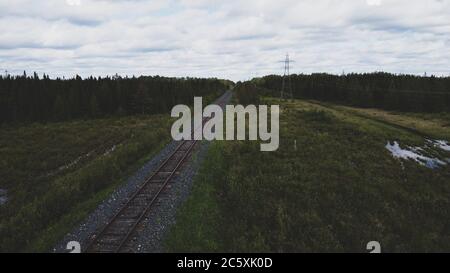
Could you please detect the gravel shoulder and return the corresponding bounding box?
[54,91,231,253]
[54,139,210,253]
[53,140,181,252]
[127,141,210,252]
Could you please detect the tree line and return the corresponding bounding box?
[234,82,260,105]
[253,72,450,112]
[0,72,231,124]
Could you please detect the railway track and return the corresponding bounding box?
[85,91,231,253]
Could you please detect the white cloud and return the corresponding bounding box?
[366,0,382,6]
[0,0,449,80]
[66,0,81,6]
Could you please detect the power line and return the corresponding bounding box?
[280,54,293,99]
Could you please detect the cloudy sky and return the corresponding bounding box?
[0,0,449,81]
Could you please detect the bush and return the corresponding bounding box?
[235,82,260,105]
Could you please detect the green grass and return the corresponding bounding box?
[0,115,173,252]
[165,98,450,253]
[164,143,226,252]
[307,100,450,140]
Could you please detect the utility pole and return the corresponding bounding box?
[280,54,293,99]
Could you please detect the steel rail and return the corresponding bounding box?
[85,91,231,253]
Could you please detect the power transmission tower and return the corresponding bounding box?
[280,54,293,99]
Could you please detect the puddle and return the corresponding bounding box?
[103,144,121,156]
[386,141,447,169]
[44,143,122,178]
[0,189,7,206]
[427,139,450,152]
[45,150,95,177]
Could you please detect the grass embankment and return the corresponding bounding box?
[166,98,450,252]
[332,104,450,140]
[0,115,172,252]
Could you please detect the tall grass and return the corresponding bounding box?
[166,100,450,252]
[0,115,172,252]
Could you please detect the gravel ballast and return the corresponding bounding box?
[125,141,211,252]
[54,91,231,253]
[53,140,182,252]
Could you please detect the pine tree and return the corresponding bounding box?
[132,82,153,114]
[53,95,66,121]
[90,94,100,118]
